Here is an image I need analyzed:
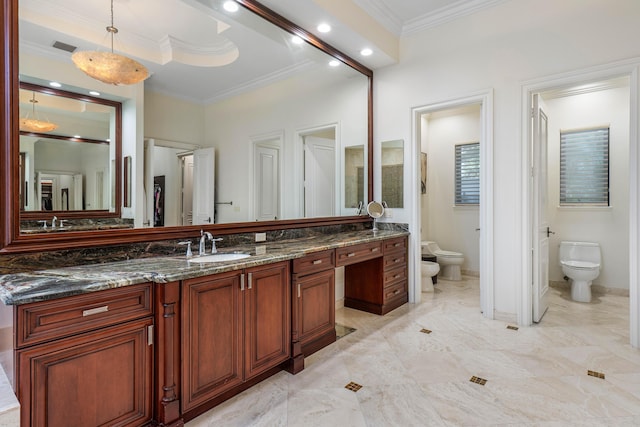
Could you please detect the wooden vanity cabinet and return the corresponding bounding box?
[181,261,290,415]
[343,237,408,315]
[15,283,154,427]
[289,250,336,373]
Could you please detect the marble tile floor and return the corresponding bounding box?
[186,277,640,426]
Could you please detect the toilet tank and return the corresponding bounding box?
[421,241,440,255]
[559,241,601,264]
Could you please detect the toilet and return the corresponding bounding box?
[421,261,440,292]
[559,241,601,303]
[421,241,464,281]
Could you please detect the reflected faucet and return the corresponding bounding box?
[199,230,213,256]
[51,216,57,228]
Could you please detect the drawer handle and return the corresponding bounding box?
[312,260,323,265]
[240,273,245,291]
[394,289,400,295]
[347,253,356,257]
[394,274,401,279]
[395,258,400,263]
[248,272,253,290]
[83,305,109,317]
[298,283,301,298]
[371,247,379,252]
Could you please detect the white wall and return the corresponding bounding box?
[203,68,368,223]
[421,105,481,274]
[545,85,630,289]
[374,0,640,316]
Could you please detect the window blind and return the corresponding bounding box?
[455,142,480,205]
[560,127,609,205]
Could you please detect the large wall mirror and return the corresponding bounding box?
[19,82,122,223]
[1,0,373,252]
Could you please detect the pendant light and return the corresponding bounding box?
[71,0,149,85]
[20,92,58,133]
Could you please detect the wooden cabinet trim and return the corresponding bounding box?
[16,282,153,348]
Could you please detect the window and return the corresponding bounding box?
[560,127,609,205]
[455,142,480,205]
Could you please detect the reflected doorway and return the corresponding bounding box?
[301,125,337,217]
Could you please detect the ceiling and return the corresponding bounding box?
[18,0,508,103]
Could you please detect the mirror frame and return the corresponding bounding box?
[0,0,373,254]
[18,81,122,221]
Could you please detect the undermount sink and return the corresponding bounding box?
[188,253,251,263]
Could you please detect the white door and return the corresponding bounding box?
[533,94,550,322]
[181,154,194,225]
[192,147,215,225]
[304,136,335,217]
[143,139,155,227]
[254,145,279,221]
[73,174,83,211]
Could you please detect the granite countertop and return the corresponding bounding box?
[0,230,408,305]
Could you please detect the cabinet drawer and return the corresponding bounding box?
[384,253,407,270]
[17,282,153,348]
[383,237,407,254]
[383,280,406,302]
[384,267,407,285]
[336,242,383,266]
[292,250,335,275]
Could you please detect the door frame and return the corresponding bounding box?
[410,89,494,314]
[295,123,340,218]
[519,59,640,347]
[249,131,284,222]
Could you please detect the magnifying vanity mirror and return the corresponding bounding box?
[366,201,384,232]
[1,0,373,252]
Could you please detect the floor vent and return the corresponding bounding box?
[420,328,432,334]
[470,376,487,386]
[587,370,605,379]
[345,381,363,392]
[506,325,519,331]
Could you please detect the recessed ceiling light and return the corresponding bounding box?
[89,91,101,96]
[73,135,82,138]
[317,23,331,33]
[223,1,239,12]
[291,36,304,45]
[106,138,111,142]
[360,48,373,56]
[49,81,62,88]
[329,60,340,67]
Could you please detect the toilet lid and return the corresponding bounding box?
[434,250,463,258]
[561,260,599,269]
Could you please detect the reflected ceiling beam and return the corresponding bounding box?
[314,0,398,64]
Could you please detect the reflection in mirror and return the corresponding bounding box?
[345,145,365,210]
[18,82,121,217]
[381,140,404,208]
[17,0,369,235]
[124,156,132,208]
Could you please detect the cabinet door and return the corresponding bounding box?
[17,317,153,427]
[244,261,291,379]
[182,271,243,412]
[295,268,335,348]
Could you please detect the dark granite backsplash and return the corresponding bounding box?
[0,222,376,275]
[20,218,135,234]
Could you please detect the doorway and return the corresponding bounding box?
[411,90,494,311]
[250,132,282,222]
[297,124,338,218]
[521,63,639,347]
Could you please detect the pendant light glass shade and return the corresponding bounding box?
[71,0,148,85]
[20,92,58,133]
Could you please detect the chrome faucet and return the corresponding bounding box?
[199,230,213,256]
[51,216,57,228]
